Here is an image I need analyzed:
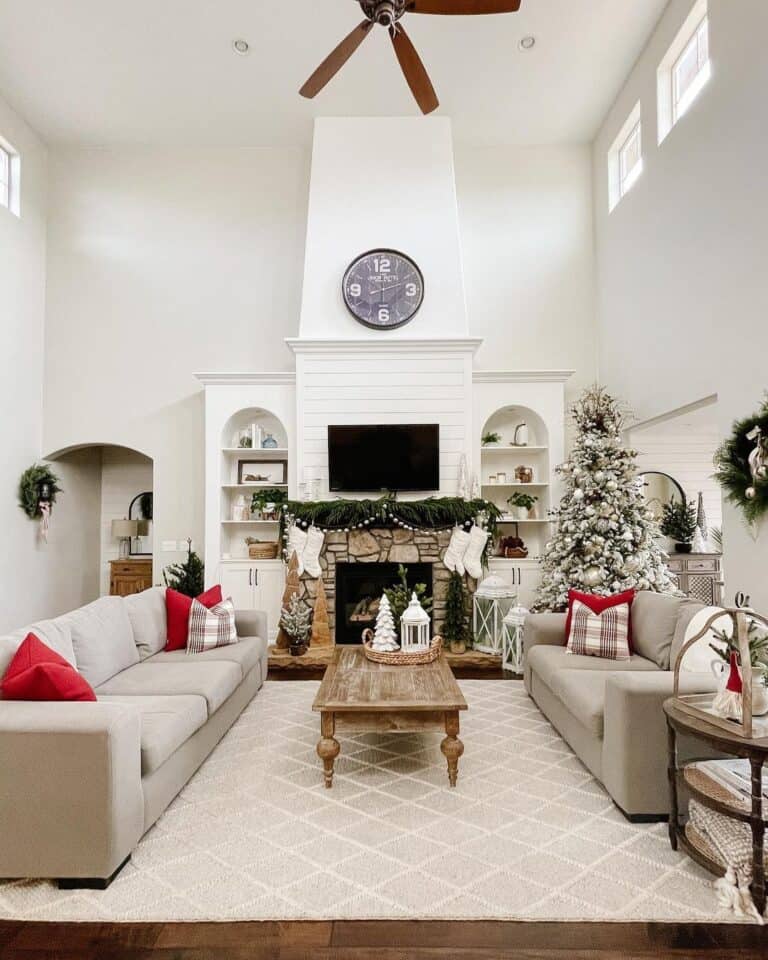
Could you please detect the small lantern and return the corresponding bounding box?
[400,593,431,653]
[473,575,516,654]
[502,604,529,676]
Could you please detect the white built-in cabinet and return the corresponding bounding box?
[220,560,285,641]
[488,558,543,610]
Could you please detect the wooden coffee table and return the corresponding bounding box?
[312,645,468,788]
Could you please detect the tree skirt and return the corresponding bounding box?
[0,682,743,922]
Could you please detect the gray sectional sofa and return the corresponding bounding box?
[0,588,268,887]
[524,591,720,820]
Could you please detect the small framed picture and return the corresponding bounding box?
[238,459,287,486]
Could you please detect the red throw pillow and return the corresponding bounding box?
[0,633,96,701]
[165,585,223,651]
[564,589,636,652]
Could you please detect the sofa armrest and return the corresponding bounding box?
[602,671,720,818]
[235,609,268,642]
[0,701,144,880]
[523,613,566,656]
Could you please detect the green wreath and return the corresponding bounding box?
[714,397,768,525]
[18,464,62,519]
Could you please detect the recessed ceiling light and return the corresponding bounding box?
[232,39,250,55]
[519,36,536,51]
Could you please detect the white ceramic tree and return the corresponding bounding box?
[371,593,399,652]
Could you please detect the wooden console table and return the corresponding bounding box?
[109,558,153,597]
[664,697,766,916]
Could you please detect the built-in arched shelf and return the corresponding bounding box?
[480,404,552,558]
[219,407,289,561]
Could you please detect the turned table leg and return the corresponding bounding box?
[441,711,464,788]
[317,712,340,789]
[667,719,679,851]
[749,757,765,916]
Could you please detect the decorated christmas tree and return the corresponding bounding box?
[533,387,677,611]
[370,593,399,651]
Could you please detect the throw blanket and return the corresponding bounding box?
[689,800,766,922]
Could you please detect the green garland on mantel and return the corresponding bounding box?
[714,396,768,526]
[279,495,501,550]
[18,463,62,519]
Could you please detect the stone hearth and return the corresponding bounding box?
[298,527,452,642]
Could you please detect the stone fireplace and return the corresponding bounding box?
[298,527,452,644]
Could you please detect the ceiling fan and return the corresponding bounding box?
[300,1,522,115]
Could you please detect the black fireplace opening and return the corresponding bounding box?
[335,562,433,645]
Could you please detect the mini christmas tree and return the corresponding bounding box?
[279,594,311,654]
[370,593,399,652]
[275,551,301,649]
[310,576,333,647]
[534,387,677,611]
[163,539,205,597]
[443,571,470,653]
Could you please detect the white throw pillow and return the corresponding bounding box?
[187,597,238,654]
[678,606,731,674]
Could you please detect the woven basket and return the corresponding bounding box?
[362,631,443,665]
[247,542,279,560]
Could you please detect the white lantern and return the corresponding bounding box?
[400,593,431,653]
[502,604,529,675]
[473,576,516,654]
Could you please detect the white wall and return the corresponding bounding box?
[43,146,311,584]
[99,447,153,595]
[456,144,597,404]
[593,0,768,607]
[0,94,104,629]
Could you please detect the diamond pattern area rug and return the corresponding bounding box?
[0,681,734,922]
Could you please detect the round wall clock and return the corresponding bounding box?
[342,249,424,330]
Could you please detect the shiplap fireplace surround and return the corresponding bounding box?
[197,118,571,634]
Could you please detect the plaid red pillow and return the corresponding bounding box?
[187,597,238,654]
[566,597,631,660]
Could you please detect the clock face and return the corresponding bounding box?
[342,250,424,330]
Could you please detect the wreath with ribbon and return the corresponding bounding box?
[714,397,768,525]
[18,464,62,519]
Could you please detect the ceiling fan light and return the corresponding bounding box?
[232,39,250,55]
[519,35,536,51]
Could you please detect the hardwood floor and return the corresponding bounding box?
[1,920,766,959]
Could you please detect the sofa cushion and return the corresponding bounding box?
[149,636,266,682]
[64,597,140,688]
[547,670,608,739]
[97,694,207,774]
[165,585,223,651]
[669,598,709,669]
[124,587,167,659]
[0,617,75,677]
[1,633,97,702]
[566,597,631,661]
[95,659,241,716]
[631,591,691,670]
[528,644,658,693]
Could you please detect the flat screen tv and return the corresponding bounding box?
[328,424,440,493]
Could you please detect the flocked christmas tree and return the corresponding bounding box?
[533,387,677,611]
[370,593,399,652]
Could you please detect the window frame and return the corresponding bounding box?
[0,142,10,210]
[0,136,20,217]
[672,15,710,124]
[657,0,710,144]
[607,101,642,213]
[618,120,643,200]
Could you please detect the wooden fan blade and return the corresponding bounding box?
[300,20,373,99]
[390,24,439,115]
[408,0,521,13]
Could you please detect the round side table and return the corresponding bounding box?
[663,697,767,916]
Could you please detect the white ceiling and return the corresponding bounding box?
[0,0,669,147]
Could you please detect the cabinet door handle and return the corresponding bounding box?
[249,568,252,587]
[255,569,258,587]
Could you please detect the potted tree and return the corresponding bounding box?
[661,499,698,554]
[444,571,471,655]
[279,594,312,657]
[507,491,538,521]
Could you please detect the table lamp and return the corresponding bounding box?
[112,518,138,559]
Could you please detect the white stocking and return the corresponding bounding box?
[463,524,489,580]
[303,526,325,579]
[444,527,471,576]
[287,524,307,575]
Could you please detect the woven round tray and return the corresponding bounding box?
[361,631,443,665]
